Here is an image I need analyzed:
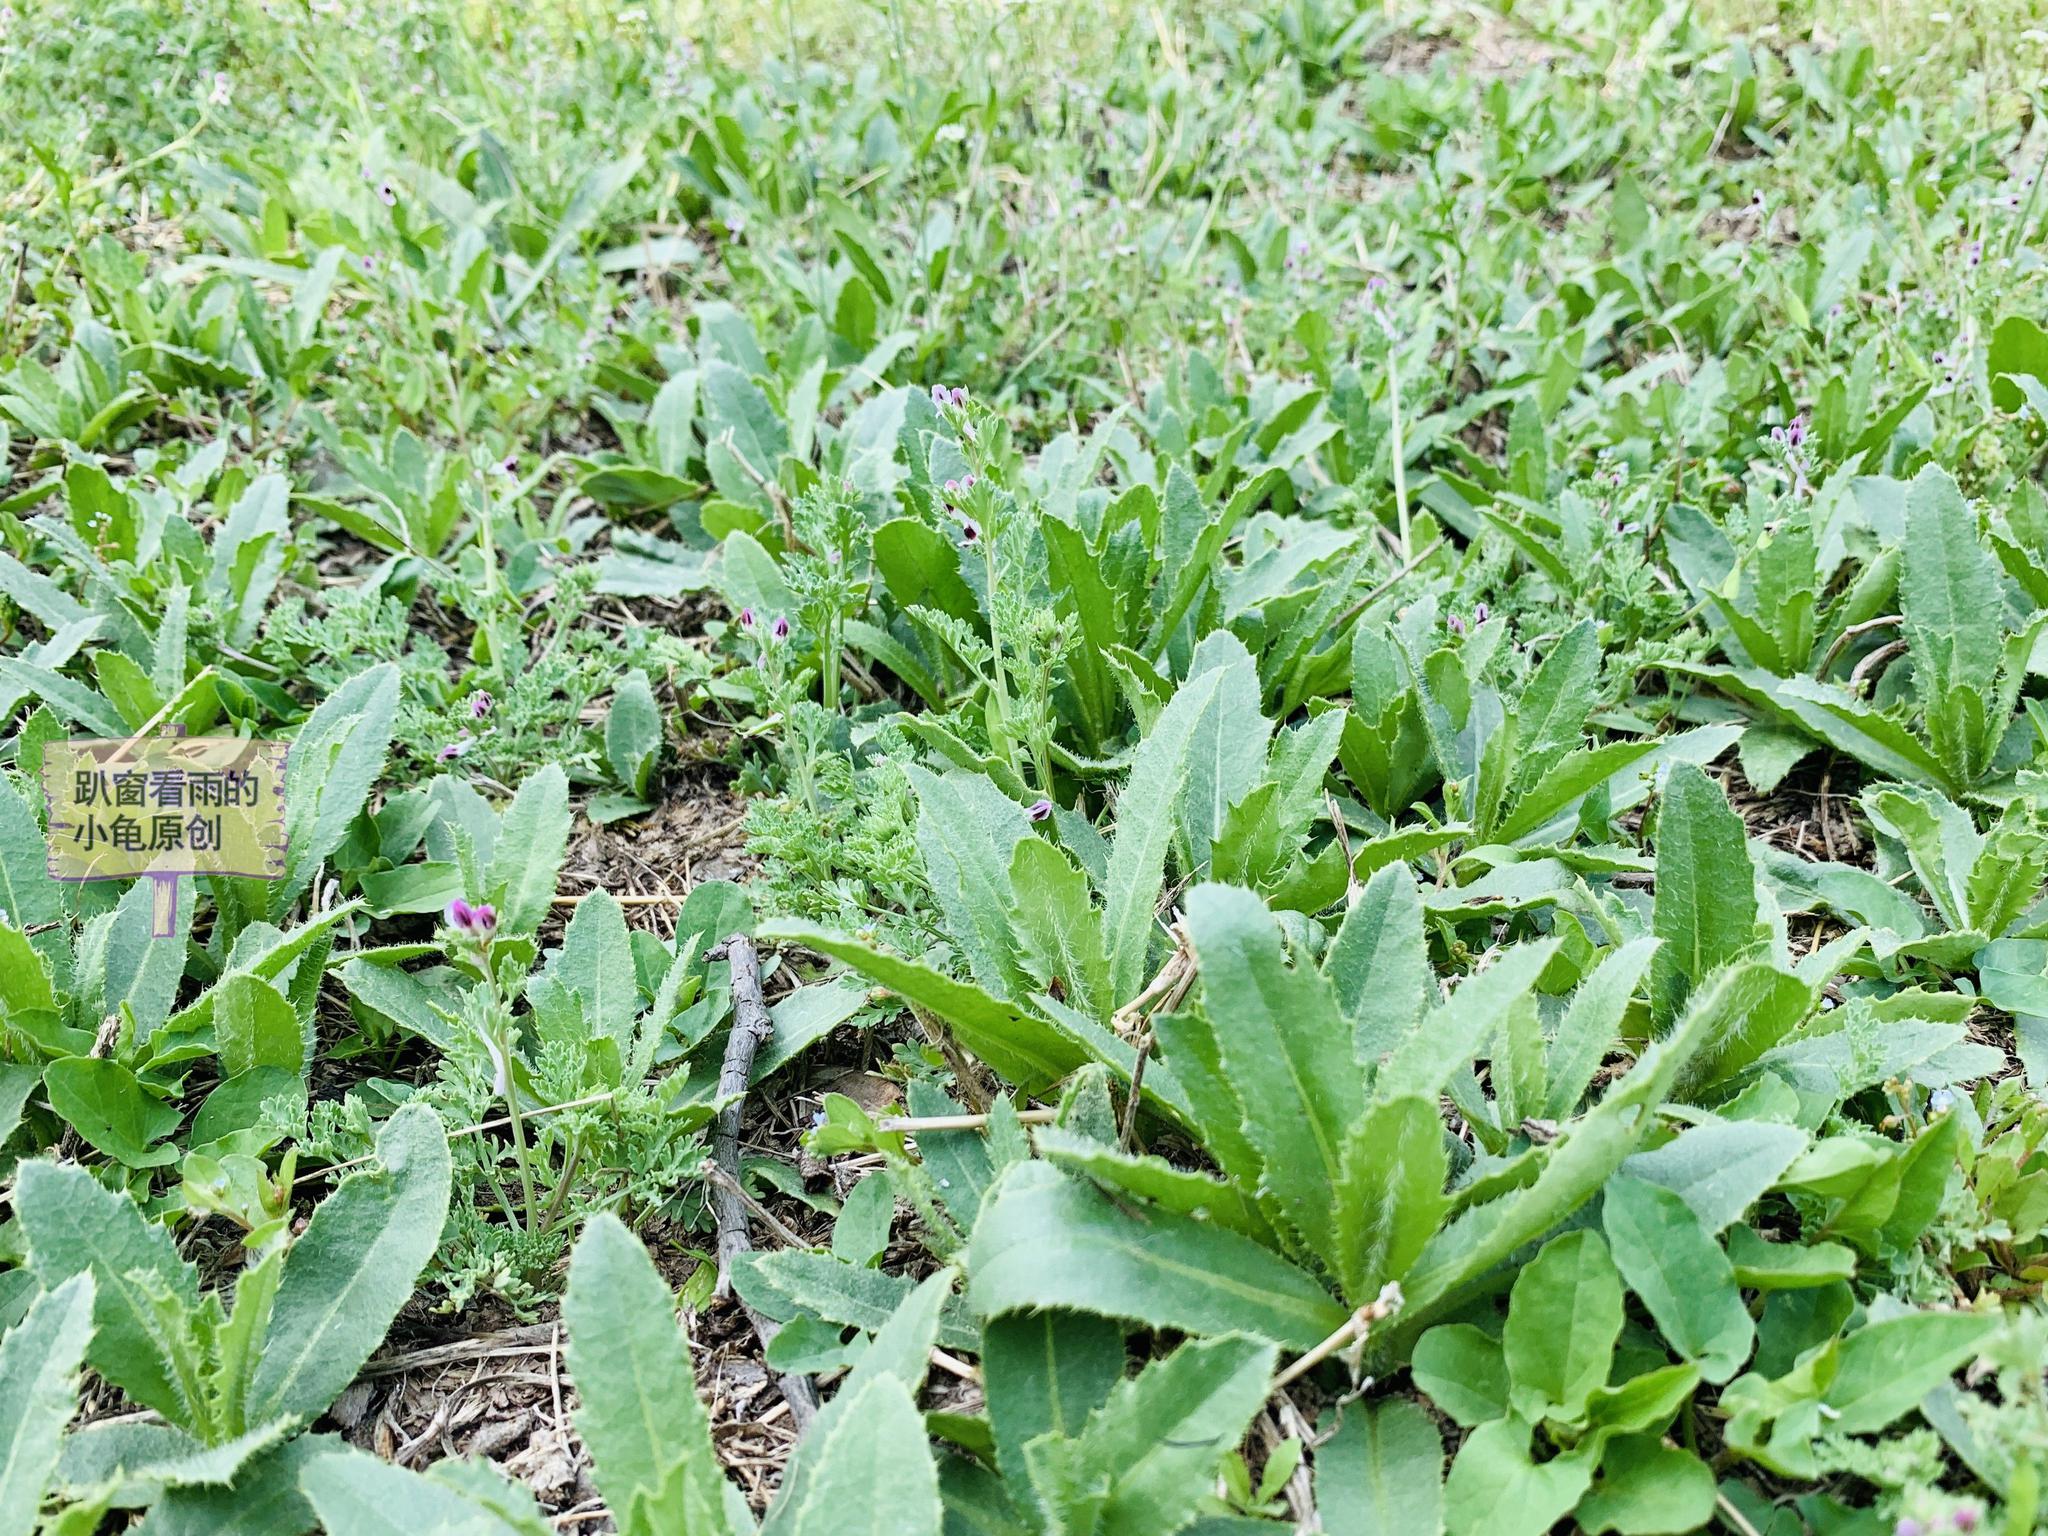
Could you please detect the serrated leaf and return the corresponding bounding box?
[281,663,400,909]
[967,1162,1347,1349]
[1184,883,1362,1262]
[250,1102,452,1425]
[0,1271,95,1536]
[1331,1095,1447,1304]
[1051,1333,1277,1536]
[19,1160,200,1422]
[553,891,638,1060]
[488,765,571,936]
[216,972,309,1078]
[755,920,1088,1092]
[1541,937,1656,1120]
[1651,764,1759,1024]
[1324,863,1432,1063]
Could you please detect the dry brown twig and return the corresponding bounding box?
[706,934,821,1432]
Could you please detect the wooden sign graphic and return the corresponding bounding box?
[42,728,288,937]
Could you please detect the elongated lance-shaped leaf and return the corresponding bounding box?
[982,1311,1126,1504]
[0,1272,95,1536]
[1007,836,1113,1026]
[563,1213,728,1536]
[1541,936,1658,1120]
[1507,617,1600,799]
[300,1445,545,1536]
[250,1101,451,1425]
[19,1159,201,1422]
[907,763,1032,1001]
[765,1269,955,1531]
[1177,632,1270,879]
[1650,763,1760,1025]
[1384,959,1745,1358]
[756,920,1092,1092]
[1901,466,2002,749]
[1331,1095,1449,1305]
[1183,882,1363,1264]
[489,763,572,936]
[1374,937,1559,1103]
[762,1376,940,1536]
[280,662,400,911]
[1102,667,1227,1005]
[968,1162,1348,1349]
[1324,862,1432,1065]
[1037,1333,1278,1536]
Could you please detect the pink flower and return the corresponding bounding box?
[1026,798,1053,822]
[467,690,493,720]
[445,898,497,938]
[771,615,790,641]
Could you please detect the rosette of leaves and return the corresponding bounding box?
[299,1213,1288,1536]
[8,1103,450,1532]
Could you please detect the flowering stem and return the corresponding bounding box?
[1387,343,1411,563]
[979,540,1023,781]
[478,960,539,1235]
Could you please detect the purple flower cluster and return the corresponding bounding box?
[1445,603,1489,638]
[1769,414,1813,496]
[445,898,498,939]
[737,608,789,641]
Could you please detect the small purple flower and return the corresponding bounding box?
[1897,1520,1925,1536]
[445,899,498,939]
[960,519,981,544]
[1953,1510,1979,1532]
[931,384,951,407]
[1473,603,1489,625]
[208,71,232,107]
[437,732,473,763]
[1967,240,1983,268]
[1026,798,1053,822]
[949,386,968,406]
[1446,614,1466,637]
[944,479,961,496]
[358,254,378,276]
[770,615,790,641]
[468,690,493,720]
[378,182,397,206]
[962,474,976,490]
[737,607,755,631]
[496,453,518,475]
